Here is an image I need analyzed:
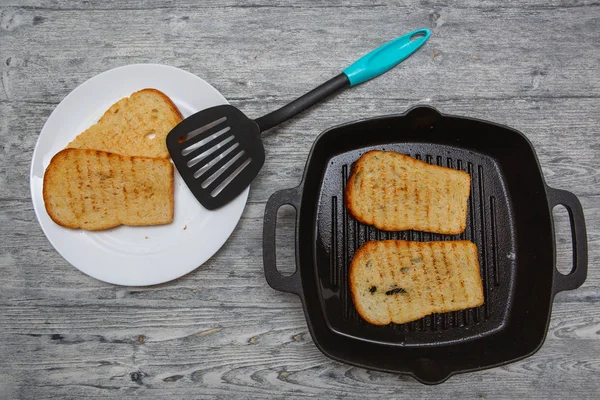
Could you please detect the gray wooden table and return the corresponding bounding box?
[1,1,599,399]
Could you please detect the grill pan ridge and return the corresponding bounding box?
[263,106,588,384]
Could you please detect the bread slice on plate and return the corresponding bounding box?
[66,88,183,159]
[43,148,174,231]
[349,240,484,325]
[345,150,471,234]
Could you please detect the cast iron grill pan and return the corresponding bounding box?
[262,106,587,383]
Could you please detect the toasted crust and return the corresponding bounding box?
[43,148,174,230]
[66,88,183,159]
[350,240,484,326]
[345,150,471,234]
[144,88,184,121]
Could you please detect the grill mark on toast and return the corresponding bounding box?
[441,242,458,312]
[454,242,469,306]
[430,242,447,312]
[413,167,420,232]
[392,162,399,220]
[110,154,119,220]
[80,155,89,221]
[445,171,452,233]
[446,157,454,230]
[82,153,91,219]
[103,152,110,218]
[406,241,421,325]
[357,170,366,218]
[402,168,409,231]
[375,242,394,324]
[465,243,483,304]
[407,241,426,325]
[121,157,129,220]
[62,153,75,225]
[381,159,389,228]
[468,244,482,304]
[387,241,409,324]
[420,242,437,319]
[131,158,139,219]
[88,155,98,212]
[367,160,376,223]
[72,153,83,222]
[384,242,396,322]
[424,167,431,232]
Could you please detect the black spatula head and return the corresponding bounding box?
[166,105,265,210]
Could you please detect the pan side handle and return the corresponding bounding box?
[263,186,303,297]
[546,186,588,295]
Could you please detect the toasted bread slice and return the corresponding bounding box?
[350,240,484,325]
[345,150,471,234]
[43,148,174,230]
[66,89,183,158]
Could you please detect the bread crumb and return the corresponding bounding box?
[183,225,187,230]
[145,236,149,240]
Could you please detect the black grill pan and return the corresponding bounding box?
[262,106,588,384]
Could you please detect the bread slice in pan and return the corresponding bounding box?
[349,240,484,325]
[43,148,174,230]
[345,150,471,234]
[66,88,183,159]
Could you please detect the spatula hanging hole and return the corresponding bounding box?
[187,135,236,168]
[201,150,246,189]
[410,31,426,41]
[177,116,227,144]
[145,131,156,140]
[182,126,231,156]
[193,142,240,178]
[210,157,253,197]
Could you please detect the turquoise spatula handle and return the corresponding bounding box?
[343,28,430,86]
[255,28,430,131]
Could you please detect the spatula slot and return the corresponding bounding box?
[211,157,253,198]
[201,150,247,189]
[187,135,236,168]
[182,126,231,156]
[193,142,240,179]
[178,116,227,144]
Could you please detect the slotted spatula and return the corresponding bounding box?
[166,28,430,210]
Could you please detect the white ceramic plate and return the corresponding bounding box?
[30,64,249,286]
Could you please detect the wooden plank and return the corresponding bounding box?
[1,4,599,104]
[5,0,600,9]
[0,302,598,398]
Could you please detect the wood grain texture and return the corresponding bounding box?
[1,0,599,398]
